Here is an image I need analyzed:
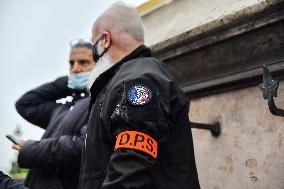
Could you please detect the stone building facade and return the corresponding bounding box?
[139,0,284,188]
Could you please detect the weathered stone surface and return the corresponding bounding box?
[143,0,284,98]
[142,0,278,47]
[189,83,284,188]
[172,20,284,97]
[141,0,284,188]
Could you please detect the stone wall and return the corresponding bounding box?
[142,0,268,46]
[190,83,284,189]
[140,0,284,188]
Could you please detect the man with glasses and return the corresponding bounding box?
[12,40,95,189]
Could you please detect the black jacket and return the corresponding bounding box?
[15,77,90,189]
[0,171,28,189]
[79,45,200,189]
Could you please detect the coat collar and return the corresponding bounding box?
[89,45,151,104]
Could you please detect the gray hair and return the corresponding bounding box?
[71,42,93,50]
[69,38,93,50]
[98,2,144,41]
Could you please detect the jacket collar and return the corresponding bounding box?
[89,45,151,100]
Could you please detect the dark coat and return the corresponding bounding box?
[79,46,200,189]
[0,171,28,189]
[15,77,90,189]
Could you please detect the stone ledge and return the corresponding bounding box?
[151,0,283,57]
[149,0,284,98]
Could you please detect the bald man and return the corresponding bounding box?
[79,3,200,189]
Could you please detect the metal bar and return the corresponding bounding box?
[190,122,221,137]
[268,94,284,117]
[259,65,284,117]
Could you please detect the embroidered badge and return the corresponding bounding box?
[128,85,152,105]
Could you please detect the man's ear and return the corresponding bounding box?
[102,31,111,49]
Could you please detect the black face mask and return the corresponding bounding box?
[92,34,109,62]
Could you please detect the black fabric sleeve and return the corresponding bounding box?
[17,125,87,169]
[0,171,29,189]
[15,76,73,129]
[102,78,169,189]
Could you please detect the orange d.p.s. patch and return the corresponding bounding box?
[115,131,158,158]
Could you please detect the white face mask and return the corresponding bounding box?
[87,42,114,90]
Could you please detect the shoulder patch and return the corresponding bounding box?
[128,85,152,105]
[115,130,158,158]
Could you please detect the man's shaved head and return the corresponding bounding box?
[94,2,144,42]
[89,1,145,77]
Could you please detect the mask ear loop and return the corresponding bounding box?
[93,33,111,62]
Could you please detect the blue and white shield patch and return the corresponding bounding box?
[128,85,152,105]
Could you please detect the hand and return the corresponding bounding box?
[12,140,25,151]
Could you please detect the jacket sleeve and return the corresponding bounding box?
[102,78,169,188]
[17,125,87,169]
[0,171,29,189]
[15,76,73,129]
